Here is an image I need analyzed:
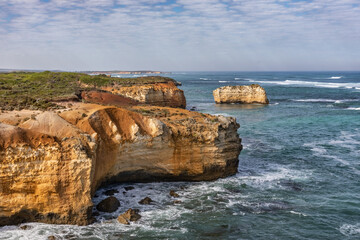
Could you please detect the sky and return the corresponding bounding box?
[0,0,359,71]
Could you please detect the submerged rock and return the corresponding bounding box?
[96,197,120,213]
[124,186,135,191]
[117,208,141,225]
[104,189,119,196]
[170,190,180,198]
[213,84,269,104]
[139,197,153,205]
[19,225,32,230]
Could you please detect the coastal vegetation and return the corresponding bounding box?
[0,71,176,110]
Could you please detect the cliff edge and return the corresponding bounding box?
[0,103,241,226]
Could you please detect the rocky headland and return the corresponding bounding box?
[0,72,242,226]
[213,84,269,104]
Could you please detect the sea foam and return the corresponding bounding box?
[340,223,360,236]
[248,79,360,89]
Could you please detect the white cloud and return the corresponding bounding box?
[0,0,359,70]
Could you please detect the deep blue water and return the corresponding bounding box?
[1,72,359,239]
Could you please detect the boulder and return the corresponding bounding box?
[138,197,153,205]
[213,84,269,104]
[117,208,141,225]
[96,197,120,213]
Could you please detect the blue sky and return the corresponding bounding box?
[0,0,359,71]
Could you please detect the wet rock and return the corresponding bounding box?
[139,197,153,205]
[170,190,179,198]
[64,234,77,240]
[92,211,100,217]
[20,225,32,230]
[117,208,141,225]
[173,200,182,204]
[117,215,130,225]
[124,186,134,191]
[47,236,56,240]
[96,196,120,213]
[104,189,119,196]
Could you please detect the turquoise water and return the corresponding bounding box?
[1,72,359,239]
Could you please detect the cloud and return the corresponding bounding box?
[0,0,359,70]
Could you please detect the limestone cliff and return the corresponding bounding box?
[213,84,269,104]
[102,82,186,108]
[0,103,241,226]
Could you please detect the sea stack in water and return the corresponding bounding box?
[213,84,269,104]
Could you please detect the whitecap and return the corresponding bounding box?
[236,167,311,190]
[219,81,228,83]
[330,76,342,79]
[347,107,360,110]
[248,79,360,89]
[289,211,308,217]
[340,223,360,236]
[200,78,208,80]
[293,99,338,103]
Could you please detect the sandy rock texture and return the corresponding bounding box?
[102,82,186,108]
[0,103,241,226]
[213,84,269,104]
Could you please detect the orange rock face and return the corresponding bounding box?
[102,82,186,108]
[213,84,269,104]
[0,103,241,226]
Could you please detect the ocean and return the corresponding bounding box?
[1,72,359,239]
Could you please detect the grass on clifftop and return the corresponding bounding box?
[0,71,175,110]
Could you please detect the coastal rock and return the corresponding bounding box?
[169,190,179,198]
[117,208,141,225]
[0,102,241,226]
[213,84,269,104]
[124,186,134,191]
[104,189,119,196]
[103,82,186,108]
[139,197,153,205]
[96,197,120,213]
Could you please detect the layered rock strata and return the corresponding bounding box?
[213,84,269,104]
[0,103,241,226]
[102,82,186,108]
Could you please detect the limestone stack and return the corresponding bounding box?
[213,84,269,104]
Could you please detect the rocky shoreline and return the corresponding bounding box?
[0,72,242,226]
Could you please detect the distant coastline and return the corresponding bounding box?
[0,69,168,75]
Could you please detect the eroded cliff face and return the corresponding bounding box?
[213,84,269,104]
[0,103,241,226]
[102,82,186,108]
